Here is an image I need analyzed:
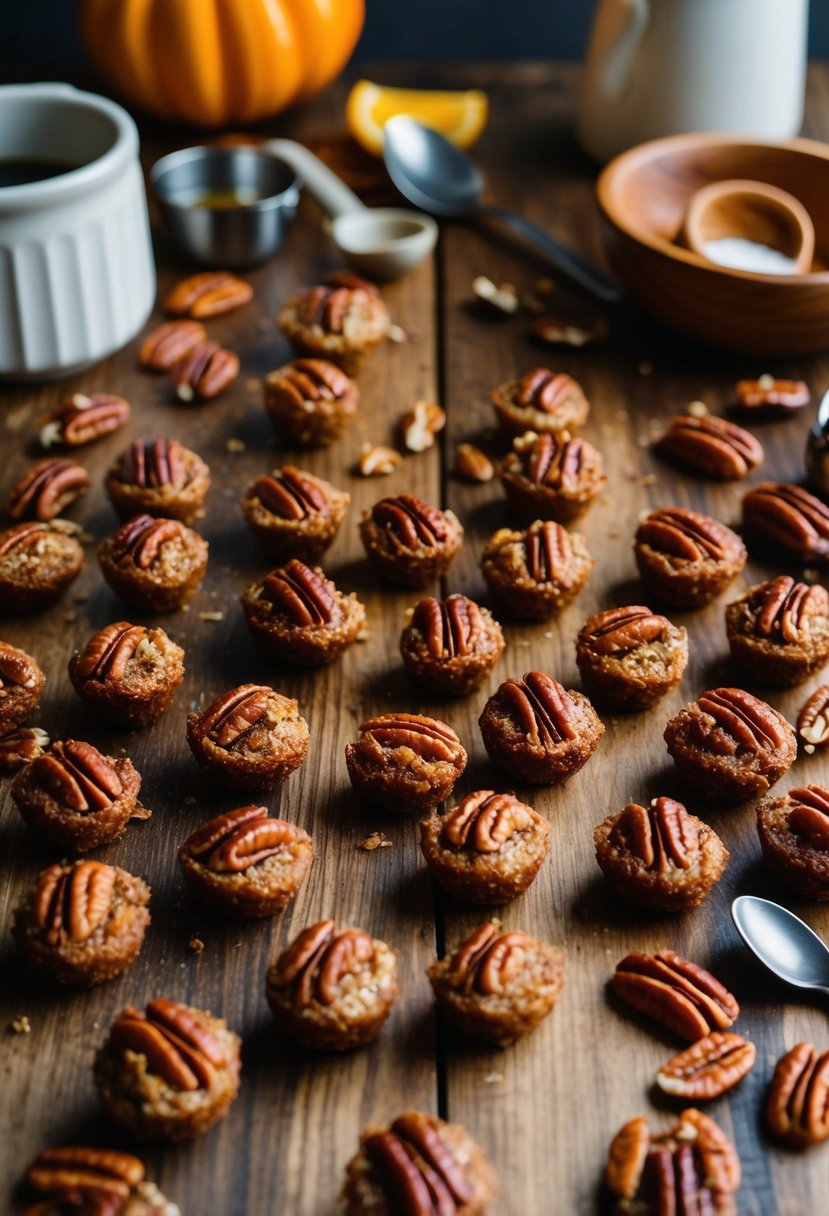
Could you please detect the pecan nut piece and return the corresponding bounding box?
[252,467,327,519]
[797,684,829,749]
[786,785,829,850]
[655,413,763,479]
[499,671,577,745]
[0,725,49,770]
[692,687,792,753]
[530,315,608,347]
[199,684,271,748]
[33,860,117,945]
[119,438,187,489]
[261,559,342,626]
[6,458,90,521]
[164,270,253,318]
[173,340,240,401]
[26,1145,145,1205]
[524,429,601,491]
[517,369,586,414]
[346,712,466,814]
[401,401,446,453]
[411,593,485,660]
[656,1032,756,1100]
[448,922,529,994]
[39,393,130,448]
[185,805,300,873]
[276,357,354,403]
[112,514,188,569]
[736,375,810,413]
[454,442,495,482]
[611,949,739,1041]
[363,1113,476,1211]
[767,1042,829,1145]
[524,519,573,582]
[750,575,828,641]
[298,282,375,333]
[271,919,375,1008]
[0,639,41,691]
[32,740,124,812]
[742,481,829,563]
[72,621,149,682]
[371,493,451,549]
[637,506,730,561]
[138,318,207,369]
[108,997,227,1090]
[441,790,535,853]
[358,713,464,762]
[609,797,699,871]
[358,445,402,476]
[581,604,674,656]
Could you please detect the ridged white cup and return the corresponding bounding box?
[0,83,155,380]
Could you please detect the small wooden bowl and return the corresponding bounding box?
[685,179,815,275]
[597,134,829,355]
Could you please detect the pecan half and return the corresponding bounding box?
[742,481,829,563]
[33,860,117,944]
[411,593,484,659]
[358,713,462,762]
[164,270,253,318]
[656,1032,756,1099]
[0,521,54,557]
[767,1042,829,1145]
[252,467,326,520]
[454,442,495,482]
[797,685,829,749]
[184,805,299,873]
[0,640,39,689]
[401,401,446,453]
[119,438,187,489]
[108,998,226,1090]
[173,340,239,401]
[371,494,450,548]
[524,430,598,490]
[277,358,353,404]
[113,514,186,568]
[636,507,729,561]
[72,622,149,682]
[6,459,90,521]
[516,369,581,413]
[609,797,699,871]
[693,687,791,753]
[525,519,572,581]
[364,1112,475,1209]
[448,922,529,995]
[27,1145,145,1204]
[31,740,123,812]
[271,919,374,1009]
[0,725,49,769]
[262,560,342,627]
[530,316,608,348]
[611,950,739,1041]
[736,375,810,413]
[299,283,372,333]
[787,785,829,850]
[748,575,829,641]
[442,791,534,853]
[199,684,271,748]
[138,319,207,369]
[655,414,763,479]
[581,605,672,655]
[358,445,401,477]
[40,393,131,448]
[499,671,577,745]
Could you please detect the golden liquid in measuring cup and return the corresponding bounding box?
[185,187,269,209]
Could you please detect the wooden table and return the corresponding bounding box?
[3,62,829,1216]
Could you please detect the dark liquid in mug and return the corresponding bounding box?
[0,159,80,188]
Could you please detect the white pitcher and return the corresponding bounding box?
[577,0,809,164]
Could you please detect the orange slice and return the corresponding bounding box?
[346,80,488,157]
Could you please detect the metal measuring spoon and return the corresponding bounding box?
[805,389,829,494]
[382,114,622,303]
[731,895,829,997]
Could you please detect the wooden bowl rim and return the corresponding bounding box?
[596,132,829,286]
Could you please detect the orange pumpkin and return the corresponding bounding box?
[79,0,365,127]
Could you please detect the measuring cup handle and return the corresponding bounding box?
[262,139,364,220]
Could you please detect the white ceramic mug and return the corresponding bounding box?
[0,83,155,379]
[577,0,810,164]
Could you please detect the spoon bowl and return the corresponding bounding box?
[330,207,438,279]
[685,178,815,275]
[731,895,829,995]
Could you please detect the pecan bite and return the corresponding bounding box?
[39,392,130,448]
[342,1110,497,1216]
[664,687,796,801]
[138,317,207,370]
[23,1145,179,1216]
[726,576,829,686]
[165,269,253,318]
[428,921,566,1046]
[69,621,185,727]
[479,670,603,785]
[241,465,349,560]
[98,515,208,613]
[13,860,150,987]
[264,358,359,447]
[187,683,309,791]
[611,949,739,1042]
[757,783,829,900]
[593,796,728,911]
[345,712,467,814]
[241,559,366,667]
[0,725,50,770]
[400,594,505,695]
[491,367,590,437]
[266,918,398,1050]
[12,739,149,852]
[634,507,746,607]
[742,481,829,565]
[656,1032,756,1101]
[359,494,463,588]
[420,790,550,904]
[500,429,607,524]
[604,1108,740,1216]
[767,1043,829,1146]
[654,413,763,480]
[575,605,688,710]
[178,805,313,919]
[0,640,45,732]
[0,520,84,612]
[481,519,593,622]
[277,276,389,375]
[94,997,241,1142]
[105,438,211,525]
[6,458,90,521]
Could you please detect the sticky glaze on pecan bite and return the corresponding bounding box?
[241,559,366,667]
[634,507,746,608]
[12,739,149,852]
[481,519,593,622]
[94,998,241,1142]
[500,430,607,524]
[69,622,184,728]
[6,458,90,522]
[664,687,796,801]
[594,797,728,911]
[105,438,210,525]
[726,576,829,686]
[0,641,45,732]
[428,922,566,1046]
[400,594,505,695]
[13,860,150,987]
[98,515,208,613]
[420,790,550,905]
[346,713,467,814]
[479,671,603,785]
[241,465,349,560]
[23,1146,180,1216]
[359,494,463,589]
[187,683,309,791]
[575,605,688,710]
[266,918,398,1050]
[178,805,312,918]
[0,520,84,613]
[342,1110,497,1216]
[263,357,359,447]
[491,367,590,437]
[277,276,389,375]
[756,784,829,899]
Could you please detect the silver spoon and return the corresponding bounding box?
[804,388,829,494]
[382,115,622,304]
[731,895,829,997]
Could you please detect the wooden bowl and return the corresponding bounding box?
[597,134,829,355]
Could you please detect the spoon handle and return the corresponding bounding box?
[479,203,622,304]
[262,139,364,220]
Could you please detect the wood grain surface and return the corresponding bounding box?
[2,62,829,1216]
